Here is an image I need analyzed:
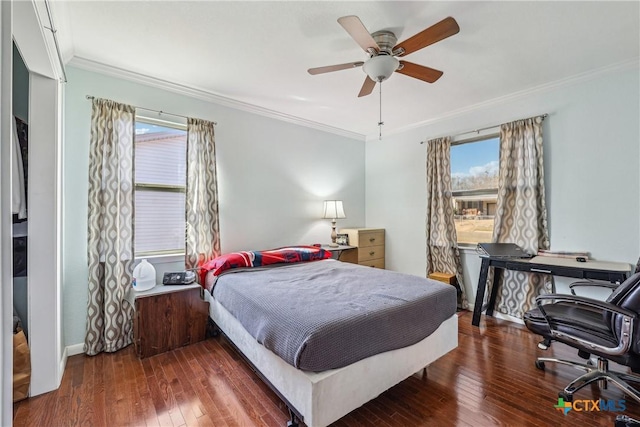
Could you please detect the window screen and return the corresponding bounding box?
[134,119,187,255]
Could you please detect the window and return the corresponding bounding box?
[450,136,499,246]
[134,118,187,255]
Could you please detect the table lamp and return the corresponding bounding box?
[322,200,346,247]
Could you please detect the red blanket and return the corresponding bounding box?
[198,246,331,284]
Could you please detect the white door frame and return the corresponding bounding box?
[2,2,64,419]
[1,1,15,424]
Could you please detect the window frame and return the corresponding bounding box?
[134,115,188,257]
[450,130,500,248]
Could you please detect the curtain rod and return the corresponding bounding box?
[43,0,67,83]
[85,95,217,125]
[419,113,548,144]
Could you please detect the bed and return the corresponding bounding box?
[201,247,458,427]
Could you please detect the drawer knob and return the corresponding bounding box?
[369,251,375,256]
[369,238,375,242]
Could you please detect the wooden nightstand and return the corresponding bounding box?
[340,228,385,269]
[130,284,209,358]
[321,244,358,264]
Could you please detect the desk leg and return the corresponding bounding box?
[486,268,502,317]
[472,258,491,327]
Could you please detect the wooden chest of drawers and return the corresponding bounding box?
[340,228,385,269]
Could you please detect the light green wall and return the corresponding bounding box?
[365,65,640,302]
[62,66,366,347]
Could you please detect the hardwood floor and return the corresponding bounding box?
[14,312,640,426]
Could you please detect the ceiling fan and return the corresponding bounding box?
[308,15,460,97]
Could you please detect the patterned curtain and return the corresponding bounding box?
[185,118,221,274]
[489,116,552,318]
[426,137,468,309]
[85,98,135,355]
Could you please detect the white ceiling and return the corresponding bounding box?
[51,1,640,139]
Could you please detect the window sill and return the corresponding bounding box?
[458,245,479,254]
[135,253,185,264]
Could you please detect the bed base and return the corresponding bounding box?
[210,319,303,425]
[204,292,458,427]
[212,320,303,426]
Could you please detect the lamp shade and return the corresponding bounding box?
[322,200,346,219]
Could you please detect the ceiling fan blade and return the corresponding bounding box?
[358,76,376,97]
[394,17,459,57]
[338,15,380,53]
[396,61,444,83]
[308,61,364,75]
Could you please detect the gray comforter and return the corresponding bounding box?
[211,259,457,371]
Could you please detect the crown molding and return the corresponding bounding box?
[366,58,640,141]
[68,56,366,141]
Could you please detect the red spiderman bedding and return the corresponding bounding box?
[198,245,331,286]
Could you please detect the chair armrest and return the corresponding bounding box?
[536,294,636,318]
[569,280,618,296]
[536,294,636,357]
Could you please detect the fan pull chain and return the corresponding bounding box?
[378,81,384,140]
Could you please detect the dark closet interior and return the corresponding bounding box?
[12,41,29,335]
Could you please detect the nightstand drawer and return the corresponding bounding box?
[359,258,385,269]
[358,245,384,262]
[357,231,385,248]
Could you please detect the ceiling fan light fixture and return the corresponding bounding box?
[363,55,399,82]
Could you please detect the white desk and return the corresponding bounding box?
[526,256,630,273]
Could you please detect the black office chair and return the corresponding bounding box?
[524,270,640,403]
[566,258,640,297]
[528,258,640,351]
[535,269,632,351]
